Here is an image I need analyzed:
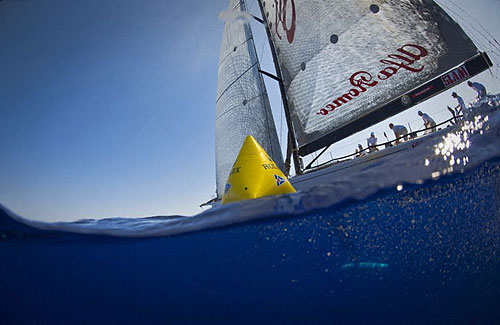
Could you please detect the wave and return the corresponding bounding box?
[1,100,500,239]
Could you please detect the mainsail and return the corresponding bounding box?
[215,0,284,198]
[259,0,491,156]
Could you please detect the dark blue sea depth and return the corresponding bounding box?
[1,160,499,324]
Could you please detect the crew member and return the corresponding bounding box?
[452,92,467,118]
[366,132,379,152]
[389,123,408,145]
[467,80,487,100]
[355,144,366,157]
[418,111,436,133]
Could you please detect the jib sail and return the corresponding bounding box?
[215,0,284,197]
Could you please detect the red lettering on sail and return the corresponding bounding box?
[274,0,296,44]
[317,43,430,116]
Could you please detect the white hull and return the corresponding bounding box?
[291,127,451,192]
[291,100,500,193]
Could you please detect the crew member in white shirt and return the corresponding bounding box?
[389,123,408,145]
[418,111,436,133]
[452,92,467,118]
[467,80,487,100]
[366,132,379,152]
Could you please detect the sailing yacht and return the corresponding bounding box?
[212,0,494,204]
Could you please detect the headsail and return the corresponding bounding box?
[259,0,491,156]
[216,0,284,198]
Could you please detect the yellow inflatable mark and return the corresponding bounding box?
[222,135,296,204]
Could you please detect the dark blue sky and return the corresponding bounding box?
[1,0,499,221]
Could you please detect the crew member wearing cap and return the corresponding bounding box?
[367,132,379,152]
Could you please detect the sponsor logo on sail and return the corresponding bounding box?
[274,0,296,44]
[317,44,429,116]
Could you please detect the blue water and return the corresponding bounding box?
[1,104,500,323]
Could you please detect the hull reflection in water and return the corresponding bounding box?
[341,262,390,270]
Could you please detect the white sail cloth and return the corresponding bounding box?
[215,0,284,198]
[259,0,478,154]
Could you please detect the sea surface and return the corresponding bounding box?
[1,99,499,323]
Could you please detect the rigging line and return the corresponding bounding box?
[216,62,258,104]
[218,37,253,68]
[421,13,500,66]
[259,33,266,63]
[314,116,462,168]
[485,52,500,65]
[487,67,500,91]
[244,1,277,161]
[215,93,264,121]
[225,1,260,117]
[245,0,254,13]
[431,12,499,57]
[232,0,242,11]
[436,0,497,45]
[435,6,499,55]
[446,0,500,48]
[249,32,274,158]
[279,100,283,148]
[436,1,500,53]
[221,5,250,111]
[246,93,266,103]
[328,109,453,154]
[481,50,500,62]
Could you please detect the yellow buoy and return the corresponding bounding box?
[222,135,296,204]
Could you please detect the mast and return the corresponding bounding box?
[256,0,491,159]
[257,0,302,175]
[215,0,285,198]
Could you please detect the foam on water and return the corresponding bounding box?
[2,99,500,238]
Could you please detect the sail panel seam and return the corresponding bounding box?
[216,93,265,121]
[216,62,258,104]
[218,37,253,68]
